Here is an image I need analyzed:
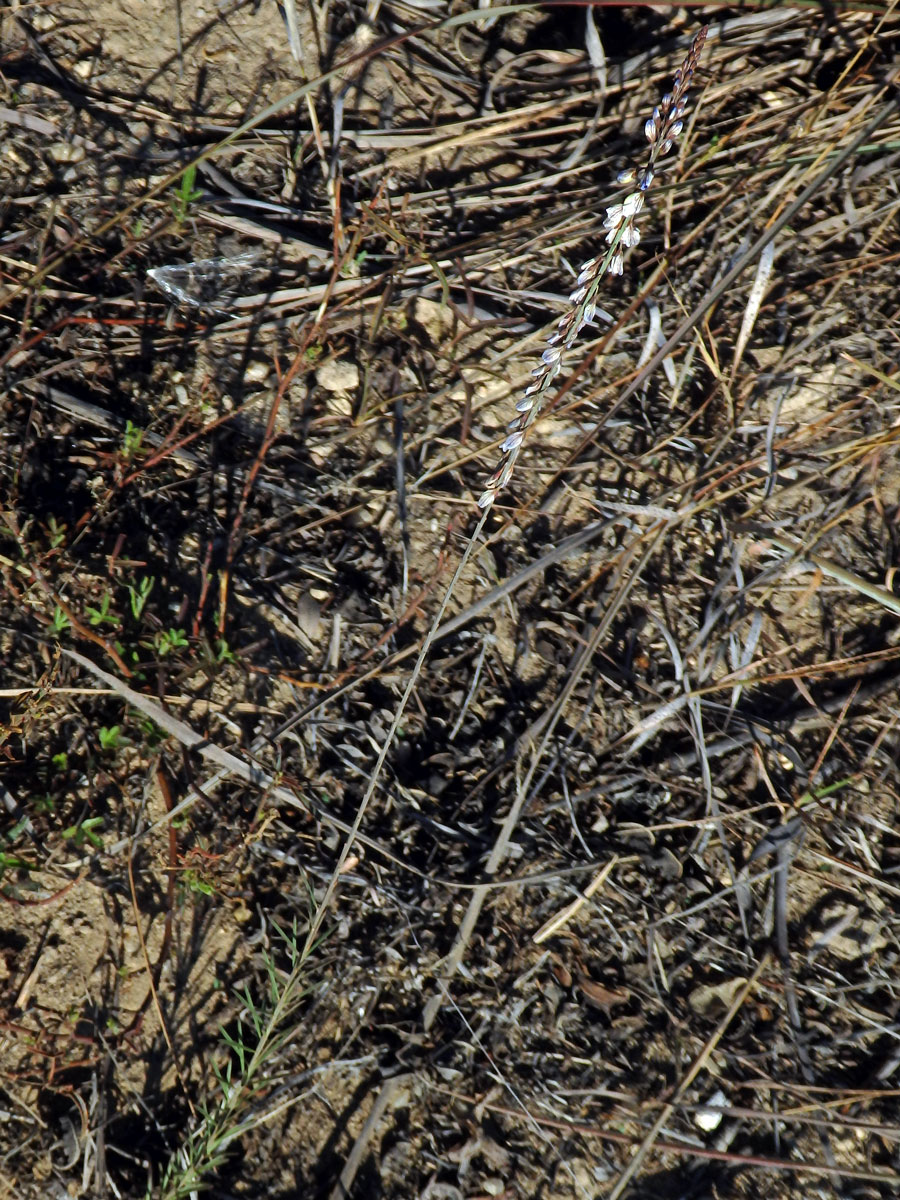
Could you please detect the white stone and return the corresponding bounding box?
[316,359,359,392]
[695,1088,727,1132]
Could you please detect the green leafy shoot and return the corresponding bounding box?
[62,816,105,850]
[98,725,125,752]
[49,606,70,636]
[46,515,66,549]
[127,574,154,620]
[123,419,144,457]
[86,593,118,628]
[172,164,203,224]
[155,627,189,656]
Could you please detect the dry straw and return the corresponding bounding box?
[478,25,709,510]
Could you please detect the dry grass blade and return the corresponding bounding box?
[467,1095,900,1186]
[607,956,769,1199]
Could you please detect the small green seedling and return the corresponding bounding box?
[98,725,125,752]
[62,816,105,850]
[138,716,165,747]
[172,164,202,224]
[86,593,117,628]
[182,869,215,897]
[215,638,235,664]
[123,420,144,457]
[49,607,70,636]
[46,516,66,549]
[0,849,36,879]
[156,627,189,656]
[127,575,154,620]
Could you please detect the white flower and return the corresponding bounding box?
[604,203,624,229]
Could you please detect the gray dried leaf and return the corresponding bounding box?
[688,977,748,1017]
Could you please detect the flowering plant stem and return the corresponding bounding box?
[478,24,709,510]
[303,23,711,975]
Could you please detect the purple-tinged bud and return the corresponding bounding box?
[644,117,657,143]
[670,119,684,138]
[617,168,636,184]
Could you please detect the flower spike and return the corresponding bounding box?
[477,25,709,511]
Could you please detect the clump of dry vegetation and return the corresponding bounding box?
[2,3,900,1198]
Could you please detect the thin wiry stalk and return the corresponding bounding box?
[478,24,709,510]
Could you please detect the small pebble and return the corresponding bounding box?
[316,359,359,392]
[695,1088,727,1132]
[49,142,85,164]
[244,361,269,384]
